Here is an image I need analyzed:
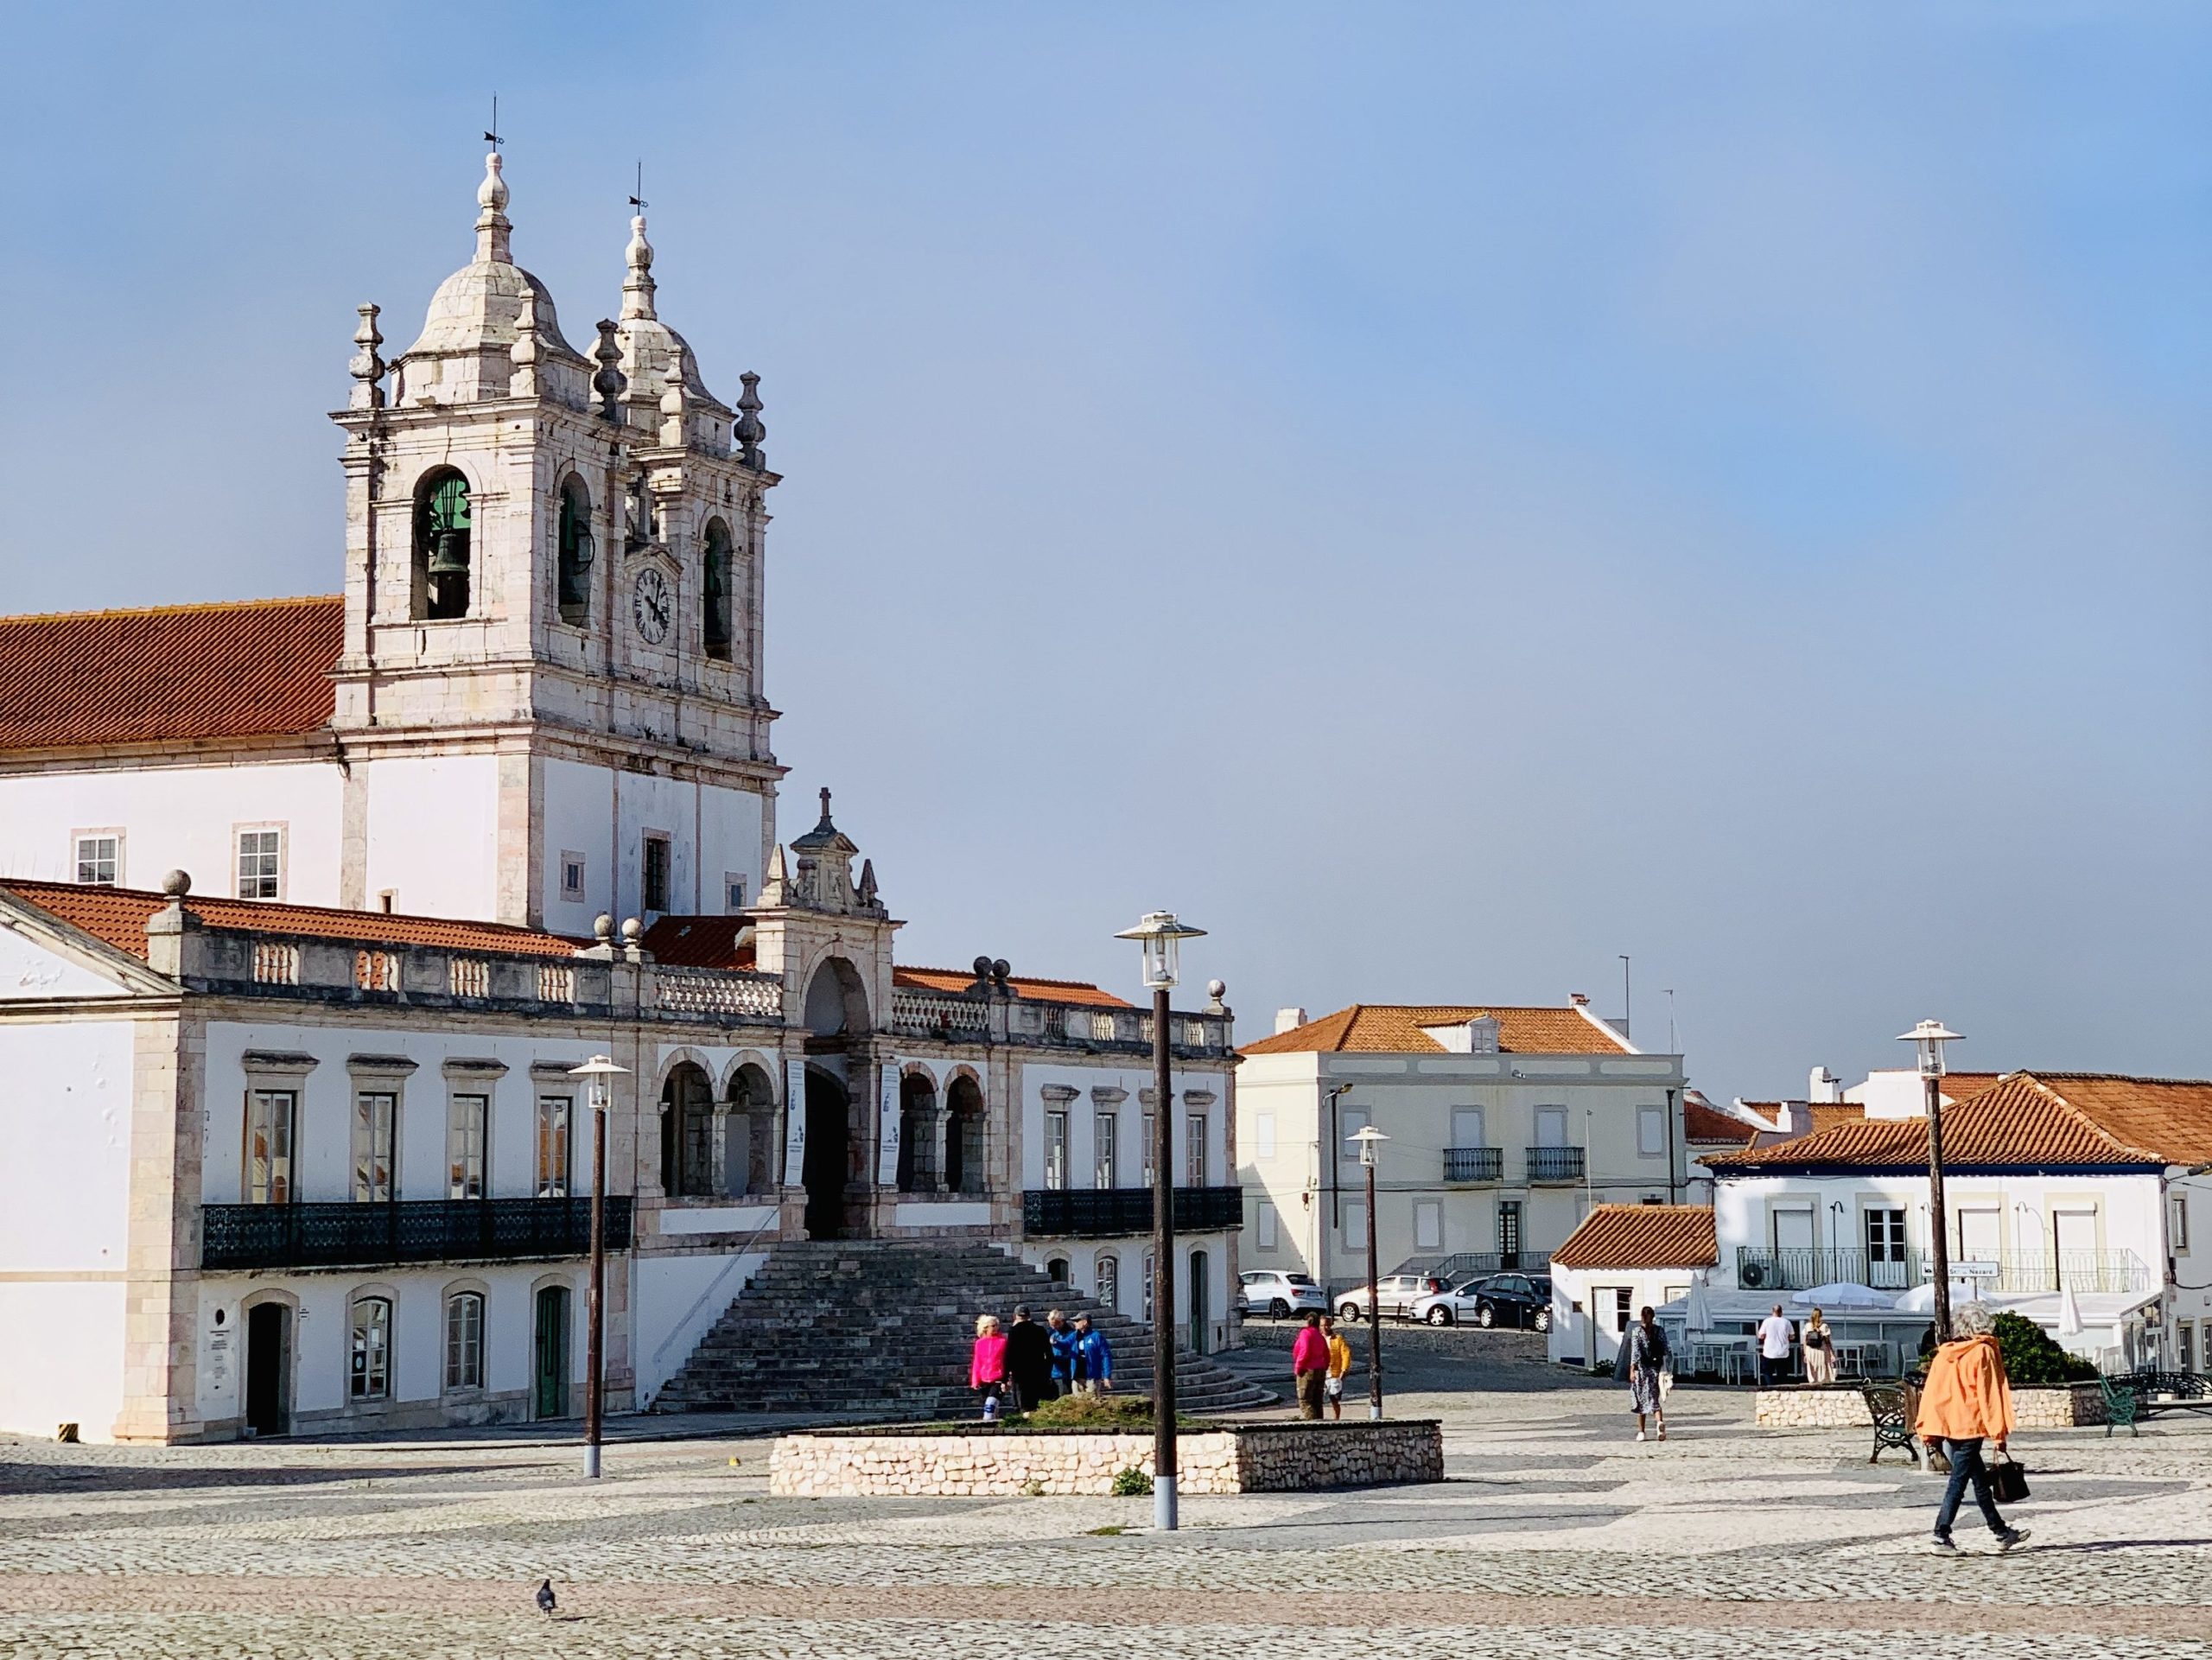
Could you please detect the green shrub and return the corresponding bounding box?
[1110,1466,1153,1497]
[1024,1392,1154,1429]
[1991,1311,2098,1385]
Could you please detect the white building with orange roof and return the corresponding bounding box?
[0,150,1244,1443]
[1234,998,1687,1309]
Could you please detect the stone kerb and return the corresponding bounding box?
[1754,1384,2107,1429]
[767,1421,1444,1498]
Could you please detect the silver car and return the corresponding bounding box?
[1336,1273,1447,1322]
[1237,1270,1328,1320]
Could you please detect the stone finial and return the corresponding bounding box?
[511,288,542,399]
[621,213,658,321]
[760,843,789,906]
[594,913,614,942]
[620,916,644,944]
[476,150,512,264]
[593,319,627,420]
[856,858,879,909]
[659,353,687,448]
[161,869,192,898]
[1205,978,1229,1014]
[348,304,385,411]
[734,371,766,467]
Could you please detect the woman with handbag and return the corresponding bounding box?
[1618,1306,1670,1442]
[1802,1307,1837,1384]
[1913,1302,2030,1553]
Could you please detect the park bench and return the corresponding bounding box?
[2098,1373,2139,1437]
[2110,1370,2211,1424]
[1864,1382,1923,1467]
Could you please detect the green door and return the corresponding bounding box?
[1188,1250,1210,1356]
[534,1286,570,1419]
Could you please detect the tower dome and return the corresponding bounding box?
[391,151,588,406]
[612,212,728,436]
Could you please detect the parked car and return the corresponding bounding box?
[1411,1273,1554,1332]
[1336,1273,1447,1322]
[1237,1270,1329,1320]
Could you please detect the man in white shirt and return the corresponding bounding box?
[1756,1305,1796,1387]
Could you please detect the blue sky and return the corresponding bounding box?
[3,3,2206,1100]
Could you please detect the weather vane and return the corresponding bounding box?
[485,93,502,151]
[629,160,646,216]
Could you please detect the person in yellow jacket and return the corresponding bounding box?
[1914,1302,2030,1553]
[1321,1315,1355,1420]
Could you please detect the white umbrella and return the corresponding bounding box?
[1684,1275,1713,1333]
[1789,1282,1894,1309]
[1892,1282,1978,1315]
[2057,1282,2083,1338]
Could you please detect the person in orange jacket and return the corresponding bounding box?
[1914,1302,2029,1553]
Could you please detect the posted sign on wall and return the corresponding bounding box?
[783,1058,808,1186]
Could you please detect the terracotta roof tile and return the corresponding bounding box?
[639,916,759,970]
[1807,1103,1867,1135]
[1,879,583,961]
[893,965,1131,1008]
[1553,1205,1719,1271]
[0,596,342,753]
[1239,1003,1630,1056]
[1683,1100,1761,1146]
[1706,1072,2212,1173]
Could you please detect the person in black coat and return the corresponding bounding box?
[1005,1305,1055,1410]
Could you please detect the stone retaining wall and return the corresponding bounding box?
[768,1421,1444,1498]
[1755,1384,2106,1429]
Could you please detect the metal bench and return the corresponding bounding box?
[2098,1374,2139,1437]
[2111,1370,2210,1422]
[1865,1382,1922,1467]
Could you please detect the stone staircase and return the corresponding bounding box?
[653,1239,1276,1420]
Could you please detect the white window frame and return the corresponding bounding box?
[1339,1105,1370,1169]
[1256,1199,1279,1252]
[1045,1110,1069,1192]
[1185,1111,1208,1187]
[233,823,287,900]
[723,872,747,914]
[2172,1193,2190,1253]
[350,1296,392,1401]
[1093,1111,1117,1190]
[1096,1252,1120,1312]
[1342,1197,1368,1253]
[1255,1111,1276,1161]
[245,1088,297,1205]
[559,851,587,903]
[1450,1105,1485,1150]
[448,1093,489,1199]
[1535,1105,1569,1149]
[640,832,673,914]
[1637,1104,1667,1158]
[352,1089,397,1204]
[1414,1199,1442,1251]
[444,1290,486,1391]
[72,830,124,887]
[537,1096,572,1198]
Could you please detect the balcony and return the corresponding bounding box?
[200,1198,633,1272]
[1525,1146,1585,1184]
[1022,1186,1244,1237]
[1733,1245,2154,1295]
[1443,1146,1503,1183]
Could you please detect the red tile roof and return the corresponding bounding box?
[0,596,343,754]
[1553,1205,1719,1271]
[1,879,584,961]
[1239,1003,1630,1057]
[1705,1072,2212,1173]
[640,916,759,970]
[1683,1099,1761,1146]
[893,965,1131,1008]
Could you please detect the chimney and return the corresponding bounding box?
[1808,1066,1841,1104]
[1274,1007,1306,1034]
[1568,992,1588,1007]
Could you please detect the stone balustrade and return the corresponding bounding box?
[769,1421,1443,1498]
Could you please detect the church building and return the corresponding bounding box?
[0,151,1240,1441]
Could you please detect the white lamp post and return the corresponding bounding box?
[1896,1021,1961,1340]
[1114,910,1206,1532]
[1349,1123,1389,1419]
[569,1054,630,1479]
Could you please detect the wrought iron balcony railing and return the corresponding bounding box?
[1733,1244,2152,1294]
[200,1198,632,1272]
[1443,1147,1503,1183]
[1736,1245,1924,1293]
[1525,1146,1585,1183]
[1022,1186,1244,1237]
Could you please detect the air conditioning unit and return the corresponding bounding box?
[1739,1260,1770,1290]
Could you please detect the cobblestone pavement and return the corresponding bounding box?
[3,1363,2209,1657]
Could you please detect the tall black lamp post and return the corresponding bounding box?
[1115,909,1205,1533]
[569,1054,630,1479]
[1349,1123,1389,1418]
[1897,1020,1961,1340]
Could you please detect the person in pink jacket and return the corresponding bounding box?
[1291,1312,1331,1420]
[970,1314,1009,1415]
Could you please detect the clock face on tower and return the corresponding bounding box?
[631,569,672,645]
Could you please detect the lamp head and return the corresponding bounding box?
[568,1054,631,1106]
[1348,1123,1390,1166]
[1894,1019,1962,1080]
[1113,910,1206,990]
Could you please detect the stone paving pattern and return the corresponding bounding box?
[3,1340,2209,1657]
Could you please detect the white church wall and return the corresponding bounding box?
[0,1015,135,1440]
[0,761,344,902]
[360,754,500,921]
[634,1249,768,1405]
[0,925,133,1000]
[540,757,616,934]
[697,780,764,916]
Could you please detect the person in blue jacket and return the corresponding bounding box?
[1046,1308,1077,1398]
[1072,1313,1113,1396]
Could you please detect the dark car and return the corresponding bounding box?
[1472,1272,1552,1332]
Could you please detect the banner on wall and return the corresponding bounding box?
[876,1063,903,1187]
[783,1058,808,1186]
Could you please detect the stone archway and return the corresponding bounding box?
[802,956,871,1038]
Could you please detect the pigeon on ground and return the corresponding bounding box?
[536,1579,556,1617]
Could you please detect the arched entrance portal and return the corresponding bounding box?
[802,1068,851,1239]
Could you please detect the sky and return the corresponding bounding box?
[1,3,2206,1102]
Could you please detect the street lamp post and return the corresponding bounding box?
[1115,910,1206,1533]
[1349,1124,1389,1419]
[1897,1021,1961,1341]
[569,1054,631,1479]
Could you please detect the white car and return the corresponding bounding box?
[1335,1272,1448,1322]
[1237,1270,1329,1320]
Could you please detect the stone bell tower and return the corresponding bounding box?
[327,149,785,932]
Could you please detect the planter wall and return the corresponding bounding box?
[1754,1383,2107,1429]
[768,1420,1445,1498]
